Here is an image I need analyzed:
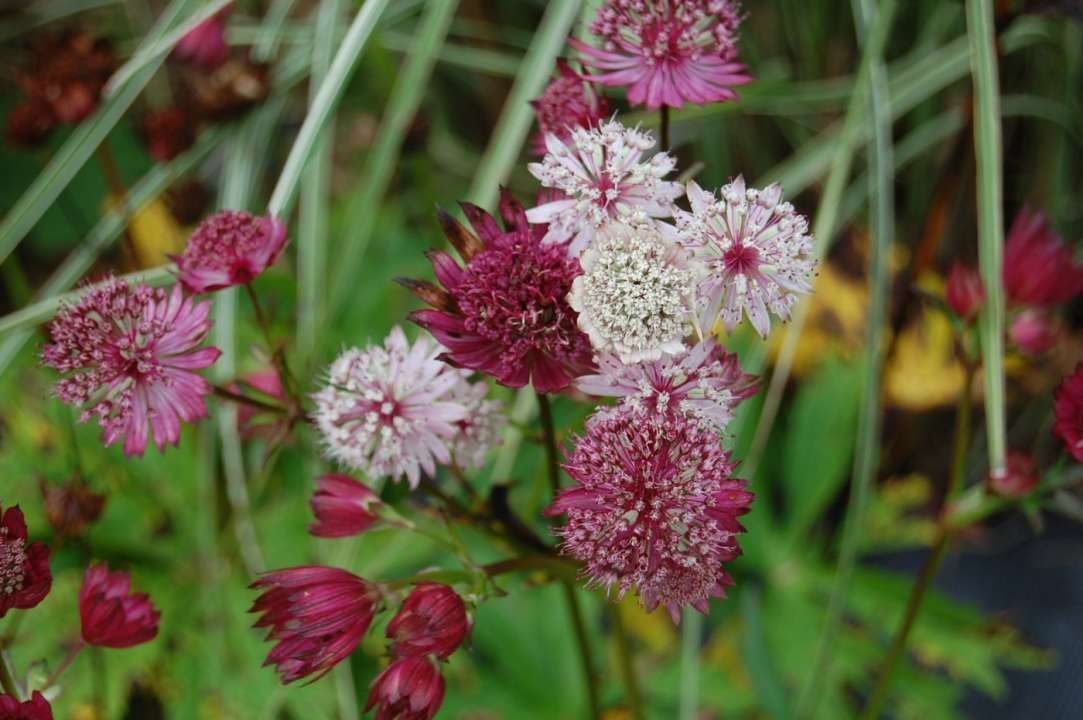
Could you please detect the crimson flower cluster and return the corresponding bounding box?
[0,692,53,720]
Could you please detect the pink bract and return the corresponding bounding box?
[175,210,289,293]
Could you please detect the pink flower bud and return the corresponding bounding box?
[79,563,160,648]
[173,5,232,71]
[988,452,1039,499]
[309,474,383,538]
[945,262,984,322]
[1009,309,1058,356]
[365,656,446,720]
[387,583,470,659]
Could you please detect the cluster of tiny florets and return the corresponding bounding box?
[676,177,816,338]
[448,381,505,470]
[531,60,610,154]
[0,529,27,597]
[570,222,699,363]
[526,119,682,256]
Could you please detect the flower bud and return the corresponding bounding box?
[309,474,383,538]
[79,563,160,648]
[988,452,1039,499]
[387,583,470,659]
[945,262,984,323]
[0,691,53,719]
[365,656,446,720]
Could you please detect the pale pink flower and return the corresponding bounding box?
[675,177,816,338]
[546,405,752,622]
[526,119,682,257]
[447,380,504,470]
[42,280,220,457]
[311,327,478,488]
[571,0,751,110]
[175,210,288,294]
[576,338,756,433]
[530,59,610,155]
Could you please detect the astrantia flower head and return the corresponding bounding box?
[569,221,700,363]
[404,190,595,393]
[1003,207,1083,308]
[309,473,383,539]
[676,177,816,338]
[447,381,504,470]
[42,280,221,457]
[530,59,610,155]
[576,338,756,433]
[175,210,289,293]
[0,504,52,619]
[1054,363,1083,463]
[571,0,751,110]
[526,119,683,257]
[387,583,470,660]
[312,327,476,488]
[0,691,53,720]
[250,566,380,684]
[79,563,160,648]
[365,656,446,720]
[546,406,752,622]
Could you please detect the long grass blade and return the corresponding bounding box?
[327,0,461,321]
[266,0,392,219]
[0,0,196,269]
[967,0,1007,476]
[0,0,122,43]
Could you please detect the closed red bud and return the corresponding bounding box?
[79,563,160,648]
[309,474,382,538]
[386,583,470,660]
[988,452,1039,499]
[365,656,446,720]
[945,262,984,323]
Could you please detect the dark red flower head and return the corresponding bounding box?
[0,504,52,619]
[79,563,160,648]
[141,106,196,162]
[365,656,446,720]
[988,452,1039,499]
[529,59,609,155]
[175,210,289,293]
[5,99,56,148]
[945,262,984,323]
[387,583,470,660]
[1003,207,1083,308]
[309,474,383,538]
[402,189,595,393]
[1054,363,1083,463]
[250,566,380,684]
[16,30,116,125]
[0,691,53,720]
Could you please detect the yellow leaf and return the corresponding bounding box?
[884,299,966,410]
[103,194,186,268]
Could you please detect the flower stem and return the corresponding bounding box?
[659,104,671,152]
[536,391,601,720]
[610,604,645,720]
[243,282,301,411]
[0,650,19,699]
[212,384,288,414]
[43,640,85,691]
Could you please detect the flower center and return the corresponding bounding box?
[722,243,759,275]
[0,528,27,596]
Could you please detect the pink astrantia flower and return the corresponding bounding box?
[365,656,446,720]
[526,119,683,257]
[1053,364,1083,462]
[945,262,984,323]
[576,338,756,433]
[312,327,478,488]
[250,566,380,684]
[571,0,751,110]
[546,405,753,622]
[173,4,232,71]
[387,583,470,660]
[0,691,53,720]
[79,563,160,648]
[403,191,595,393]
[1003,207,1083,307]
[530,59,610,155]
[0,505,52,619]
[675,177,816,338]
[309,473,383,538]
[42,280,221,457]
[175,210,288,293]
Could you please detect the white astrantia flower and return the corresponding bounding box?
[446,379,504,470]
[312,326,490,488]
[675,176,817,338]
[568,221,701,363]
[526,118,683,257]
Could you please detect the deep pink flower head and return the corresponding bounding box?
[365,656,446,720]
[42,280,221,457]
[403,190,595,393]
[0,691,53,720]
[309,474,383,538]
[387,583,470,660]
[175,210,289,293]
[79,563,160,648]
[988,452,1039,499]
[173,4,232,71]
[1009,308,1058,357]
[0,505,52,619]
[576,339,756,433]
[250,566,380,684]
[572,0,751,110]
[530,59,610,155]
[1053,364,1083,462]
[546,406,753,622]
[945,262,984,323]
[1003,207,1083,307]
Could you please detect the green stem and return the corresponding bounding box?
[610,604,645,720]
[536,393,562,494]
[948,364,975,500]
[43,640,85,690]
[679,609,703,720]
[0,650,19,699]
[660,104,671,152]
